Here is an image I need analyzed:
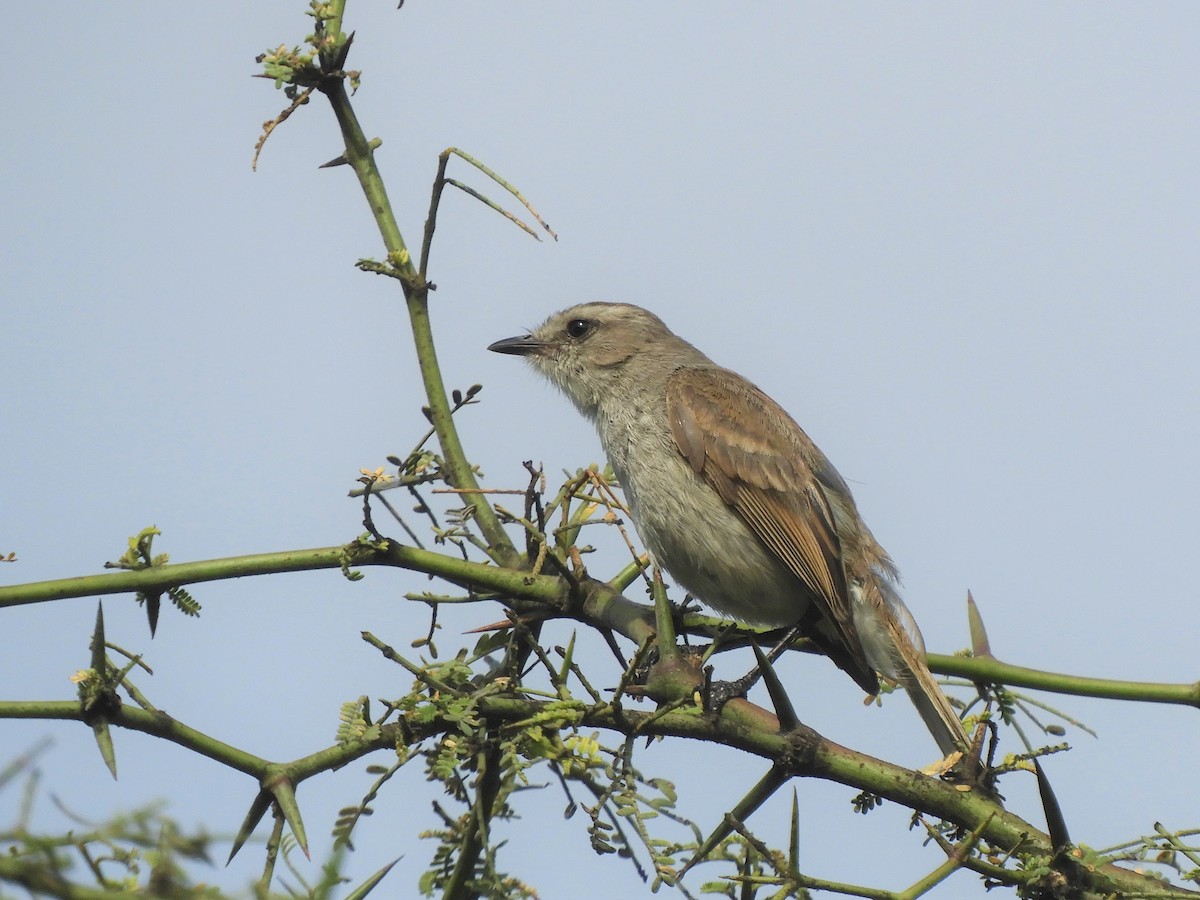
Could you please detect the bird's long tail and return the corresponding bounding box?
[852,582,971,757]
[896,642,971,757]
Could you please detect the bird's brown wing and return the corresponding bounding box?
[666,366,874,687]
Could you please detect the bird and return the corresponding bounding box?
[489,301,970,758]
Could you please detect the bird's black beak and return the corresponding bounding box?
[488,334,543,356]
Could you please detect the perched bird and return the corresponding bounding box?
[489,302,969,757]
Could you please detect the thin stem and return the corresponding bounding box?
[442,740,503,900]
[930,652,1200,709]
[317,71,516,565]
[0,545,564,609]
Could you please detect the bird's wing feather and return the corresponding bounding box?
[667,367,971,756]
[666,366,870,674]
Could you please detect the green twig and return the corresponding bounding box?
[931,652,1200,709]
[309,32,516,565]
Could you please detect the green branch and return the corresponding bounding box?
[0,700,269,777]
[930,652,1200,709]
[0,697,1054,882]
[0,543,563,610]
[2,545,1193,713]
[309,29,516,566]
[2,655,1193,898]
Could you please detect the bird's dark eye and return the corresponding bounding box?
[566,318,594,339]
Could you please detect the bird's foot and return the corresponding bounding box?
[701,669,761,713]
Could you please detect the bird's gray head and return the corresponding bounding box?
[488,302,705,417]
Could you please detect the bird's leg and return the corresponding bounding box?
[700,624,803,713]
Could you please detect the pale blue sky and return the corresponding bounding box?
[3,4,1198,897]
